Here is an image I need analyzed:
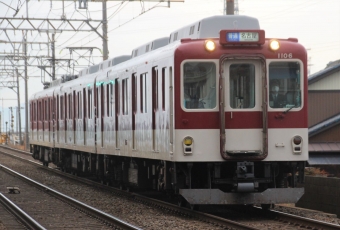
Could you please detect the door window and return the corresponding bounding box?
[229,64,255,109]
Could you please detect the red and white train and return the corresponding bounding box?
[30,15,308,208]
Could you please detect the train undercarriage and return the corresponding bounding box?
[31,144,305,208]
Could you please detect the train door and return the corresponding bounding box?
[51,93,56,145]
[220,57,268,159]
[31,101,37,142]
[152,67,159,151]
[98,82,104,148]
[66,93,72,145]
[75,90,83,146]
[169,67,174,153]
[37,99,43,142]
[43,98,48,142]
[59,93,66,145]
[56,95,60,144]
[131,73,137,150]
[115,78,119,149]
[48,98,51,143]
[64,93,68,144]
[83,88,86,146]
[86,85,95,149]
[73,91,76,144]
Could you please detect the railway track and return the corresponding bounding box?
[1,145,340,230]
[0,192,41,229]
[0,163,140,229]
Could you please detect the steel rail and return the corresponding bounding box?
[0,146,256,230]
[8,146,339,230]
[0,193,46,230]
[269,209,340,230]
[132,194,258,230]
[0,163,141,230]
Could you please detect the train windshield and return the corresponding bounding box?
[182,62,217,109]
[268,62,301,109]
[229,63,256,109]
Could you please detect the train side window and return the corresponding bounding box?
[48,97,53,121]
[83,89,87,119]
[88,89,92,119]
[132,74,137,114]
[64,93,67,120]
[106,84,110,117]
[60,95,64,120]
[110,83,114,117]
[229,64,255,109]
[115,79,119,116]
[182,61,217,109]
[152,67,158,111]
[45,100,48,121]
[38,101,41,121]
[268,62,301,109]
[77,91,82,119]
[33,102,35,122]
[140,73,148,113]
[162,67,166,111]
[68,94,72,119]
[122,78,129,115]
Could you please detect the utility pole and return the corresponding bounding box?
[226,0,234,15]
[15,69,22,144]
[52,33,56,80]
[24,32,29,149]
[102,1,108,60]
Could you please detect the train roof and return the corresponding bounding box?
[44,15,261,90]
[131,37,169,58]
[169,15,260,42]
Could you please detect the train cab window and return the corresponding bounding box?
[182,61,217,109]
[268,62,301,109]
[229,64,255,109]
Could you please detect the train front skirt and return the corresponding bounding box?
[179,187,304,205]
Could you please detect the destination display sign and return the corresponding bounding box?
[220,30,265,45]
[227,32,259,42]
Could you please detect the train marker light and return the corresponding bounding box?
[184,136,193,146]
[183,136,193,155]
[292,135,302,154]
[269,39,280,51]
[293,136,302,145]
[205,40,216,52]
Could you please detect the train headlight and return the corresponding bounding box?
[269,39,280,51]
[291,135,302,154]
[205,40,216,52]
[183,136,193,155]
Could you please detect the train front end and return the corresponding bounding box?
[172,16,308,206]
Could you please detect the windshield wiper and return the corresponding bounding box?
[283,105,297,114]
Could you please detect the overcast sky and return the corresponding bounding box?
[0,0,339,131]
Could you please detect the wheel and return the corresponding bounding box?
[261,204,271,210]
[190,204,199,211]
[177,196,186,207]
